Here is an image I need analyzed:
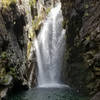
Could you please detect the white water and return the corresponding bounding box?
[35,3,67,88]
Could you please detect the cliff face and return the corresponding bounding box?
[0,0,37,98]
[0,0,54,98]
[61,0,100,95]
[0,1,29,98]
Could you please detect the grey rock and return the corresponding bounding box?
[91,92,100,100]
[0,88,8,99]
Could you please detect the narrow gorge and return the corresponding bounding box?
[0,0,100,100]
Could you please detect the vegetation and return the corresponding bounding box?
[27,2,51,58]
[29,0,36,6]
[0,52,17,85]
[1,0,17,8]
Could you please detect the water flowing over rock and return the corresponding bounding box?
[35,3,67,88]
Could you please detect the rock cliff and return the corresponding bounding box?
[61,0,100,96]
[0,0,35,98]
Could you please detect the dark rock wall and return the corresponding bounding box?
[61,0,100,95]
[0,2,29,98]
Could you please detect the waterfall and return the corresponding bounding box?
[35,3,67,88]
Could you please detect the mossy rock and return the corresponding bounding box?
[0,74,13,86]
[1,0,17,8]
[0,52,7,59]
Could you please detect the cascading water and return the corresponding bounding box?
[35,3,67,88]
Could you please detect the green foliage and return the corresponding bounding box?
[46,7,51,15]
[2,76,9,83]
[84,4,89,9]
[84,12,89,16]
[0,51,17,79]
[29,0,36,6]
[27,40,32,58]
[27,5,51,58]
[32,16,42,30]
[8,67,17,78]
[1,0,17,8]
[1,52,7,59]
[0,68,7,85]
[0,68,6,77]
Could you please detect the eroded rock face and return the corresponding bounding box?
[61,0,100,95]
[90,92,100,100]
[0,0,54,97]
[0,1,30,98]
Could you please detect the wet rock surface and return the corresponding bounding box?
[61,0,100,96]
[90,92,100,100]
[0,1,31,98]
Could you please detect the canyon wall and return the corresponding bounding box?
[61,0,100,96]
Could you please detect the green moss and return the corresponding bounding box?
[84,4,89,9]
[0,68,6,77]
[3,77,9,83]
[29,0,36,7]
[7,67,17,78]
[46,7,51,15]
[0,51,17,79]
[1,0,17,8]
[27,41,32,59]
[8,71,16,78]
[1,52,7,59]
[27,6,51,59]
[62,20,67,29]
[84,12,89,16]
[33,15,43,30]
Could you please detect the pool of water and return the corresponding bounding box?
[8,88,89,100]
